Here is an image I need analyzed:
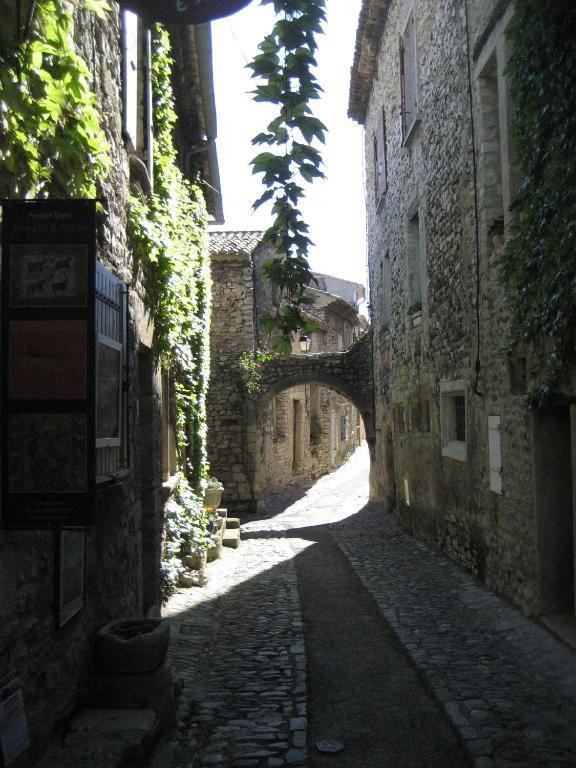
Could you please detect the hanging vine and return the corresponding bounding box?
[0,0,110,198]
[501,0,576,406]
[127,25,211,490]
[126,26,212,601]
[247,0,326,354]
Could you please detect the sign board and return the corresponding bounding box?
[120,0,253,25]
[1,200,96,528]
[0,676,29,767]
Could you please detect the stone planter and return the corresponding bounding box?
[203,487,222,511]
[96,618,170,674]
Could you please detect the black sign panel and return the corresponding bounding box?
[120,0,253,25]
[1,200,96,529]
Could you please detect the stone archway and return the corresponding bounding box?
[253,332,378,501]
[208,331,377,512]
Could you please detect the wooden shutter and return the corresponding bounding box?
[95,263,128,477]
[399,34,407,139]
[400,10,418,140]
[375,107,387,200]
[488,415,503,494]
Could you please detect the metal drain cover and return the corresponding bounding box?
[316,739,344,753]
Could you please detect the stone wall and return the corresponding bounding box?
[207,246,257,507]
[208,232,370,510]
[0,6,170,762]
[356,0,565,614]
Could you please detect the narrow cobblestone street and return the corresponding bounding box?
[156,446,576,768]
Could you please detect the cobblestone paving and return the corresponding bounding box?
[160,532,307,767]
[160,445,576,768]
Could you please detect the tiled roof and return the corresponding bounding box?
[348,0,391,124]
[209,230,264,256]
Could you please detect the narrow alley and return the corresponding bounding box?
[155,447,576,768]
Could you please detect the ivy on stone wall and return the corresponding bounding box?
[248,0,326,354]
[501,0,576,406]
[127,25,211,491]
[0,0,110,197]
[126,26,212,602]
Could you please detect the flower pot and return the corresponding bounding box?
[203,487,222,511]
[96,618,170,674]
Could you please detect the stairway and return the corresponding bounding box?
[207,508,241,561]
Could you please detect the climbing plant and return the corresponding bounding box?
[127,24,211,491]
[126,25,212,602]
[501,0,576,406]
[247,0,326,355]
[0,0,110,198]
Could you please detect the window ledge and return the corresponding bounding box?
[97,468,130,487]
[409,310,423,330]
[442,441,467,463]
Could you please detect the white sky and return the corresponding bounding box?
[210,0,367,287]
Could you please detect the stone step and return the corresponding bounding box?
[38,708,158,768]
[225,517,241,529]
[223,528,241,549]
[217,507,228,519]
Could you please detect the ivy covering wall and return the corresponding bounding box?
[0,0,110,197]
[502,0,576,405]
[127,25,212,601]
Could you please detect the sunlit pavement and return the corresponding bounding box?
[157,445,576,767]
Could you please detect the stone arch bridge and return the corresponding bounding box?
[257,330,375,447]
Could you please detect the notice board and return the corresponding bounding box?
[1,199,96,528]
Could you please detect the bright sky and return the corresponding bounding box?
[210,0,367,287]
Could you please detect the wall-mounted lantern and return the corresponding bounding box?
[299,334,311,354]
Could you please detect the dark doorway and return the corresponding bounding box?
[534,405,574,615]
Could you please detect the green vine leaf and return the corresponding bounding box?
[0,0,110,198]
[248,0,326,355]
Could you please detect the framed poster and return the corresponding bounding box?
[8,320,87,400]
[8,414,88,493]
[9,244,88,308]
[57,529,86,627]
[1,199,96,528]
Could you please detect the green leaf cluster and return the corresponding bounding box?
[248,0,326,353]
[161,477,208,602]
[127,26,211,493]
[0,0,110,198]
[501,0,576,406]
[237,349,276,395]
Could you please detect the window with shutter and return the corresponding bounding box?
[96,262,128,479]
[400,9,420,142]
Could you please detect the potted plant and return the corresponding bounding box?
[203,476,224,512]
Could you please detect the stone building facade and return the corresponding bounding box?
[207,231,366,511]
[0,5,220,763]
[350,0,576,619]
